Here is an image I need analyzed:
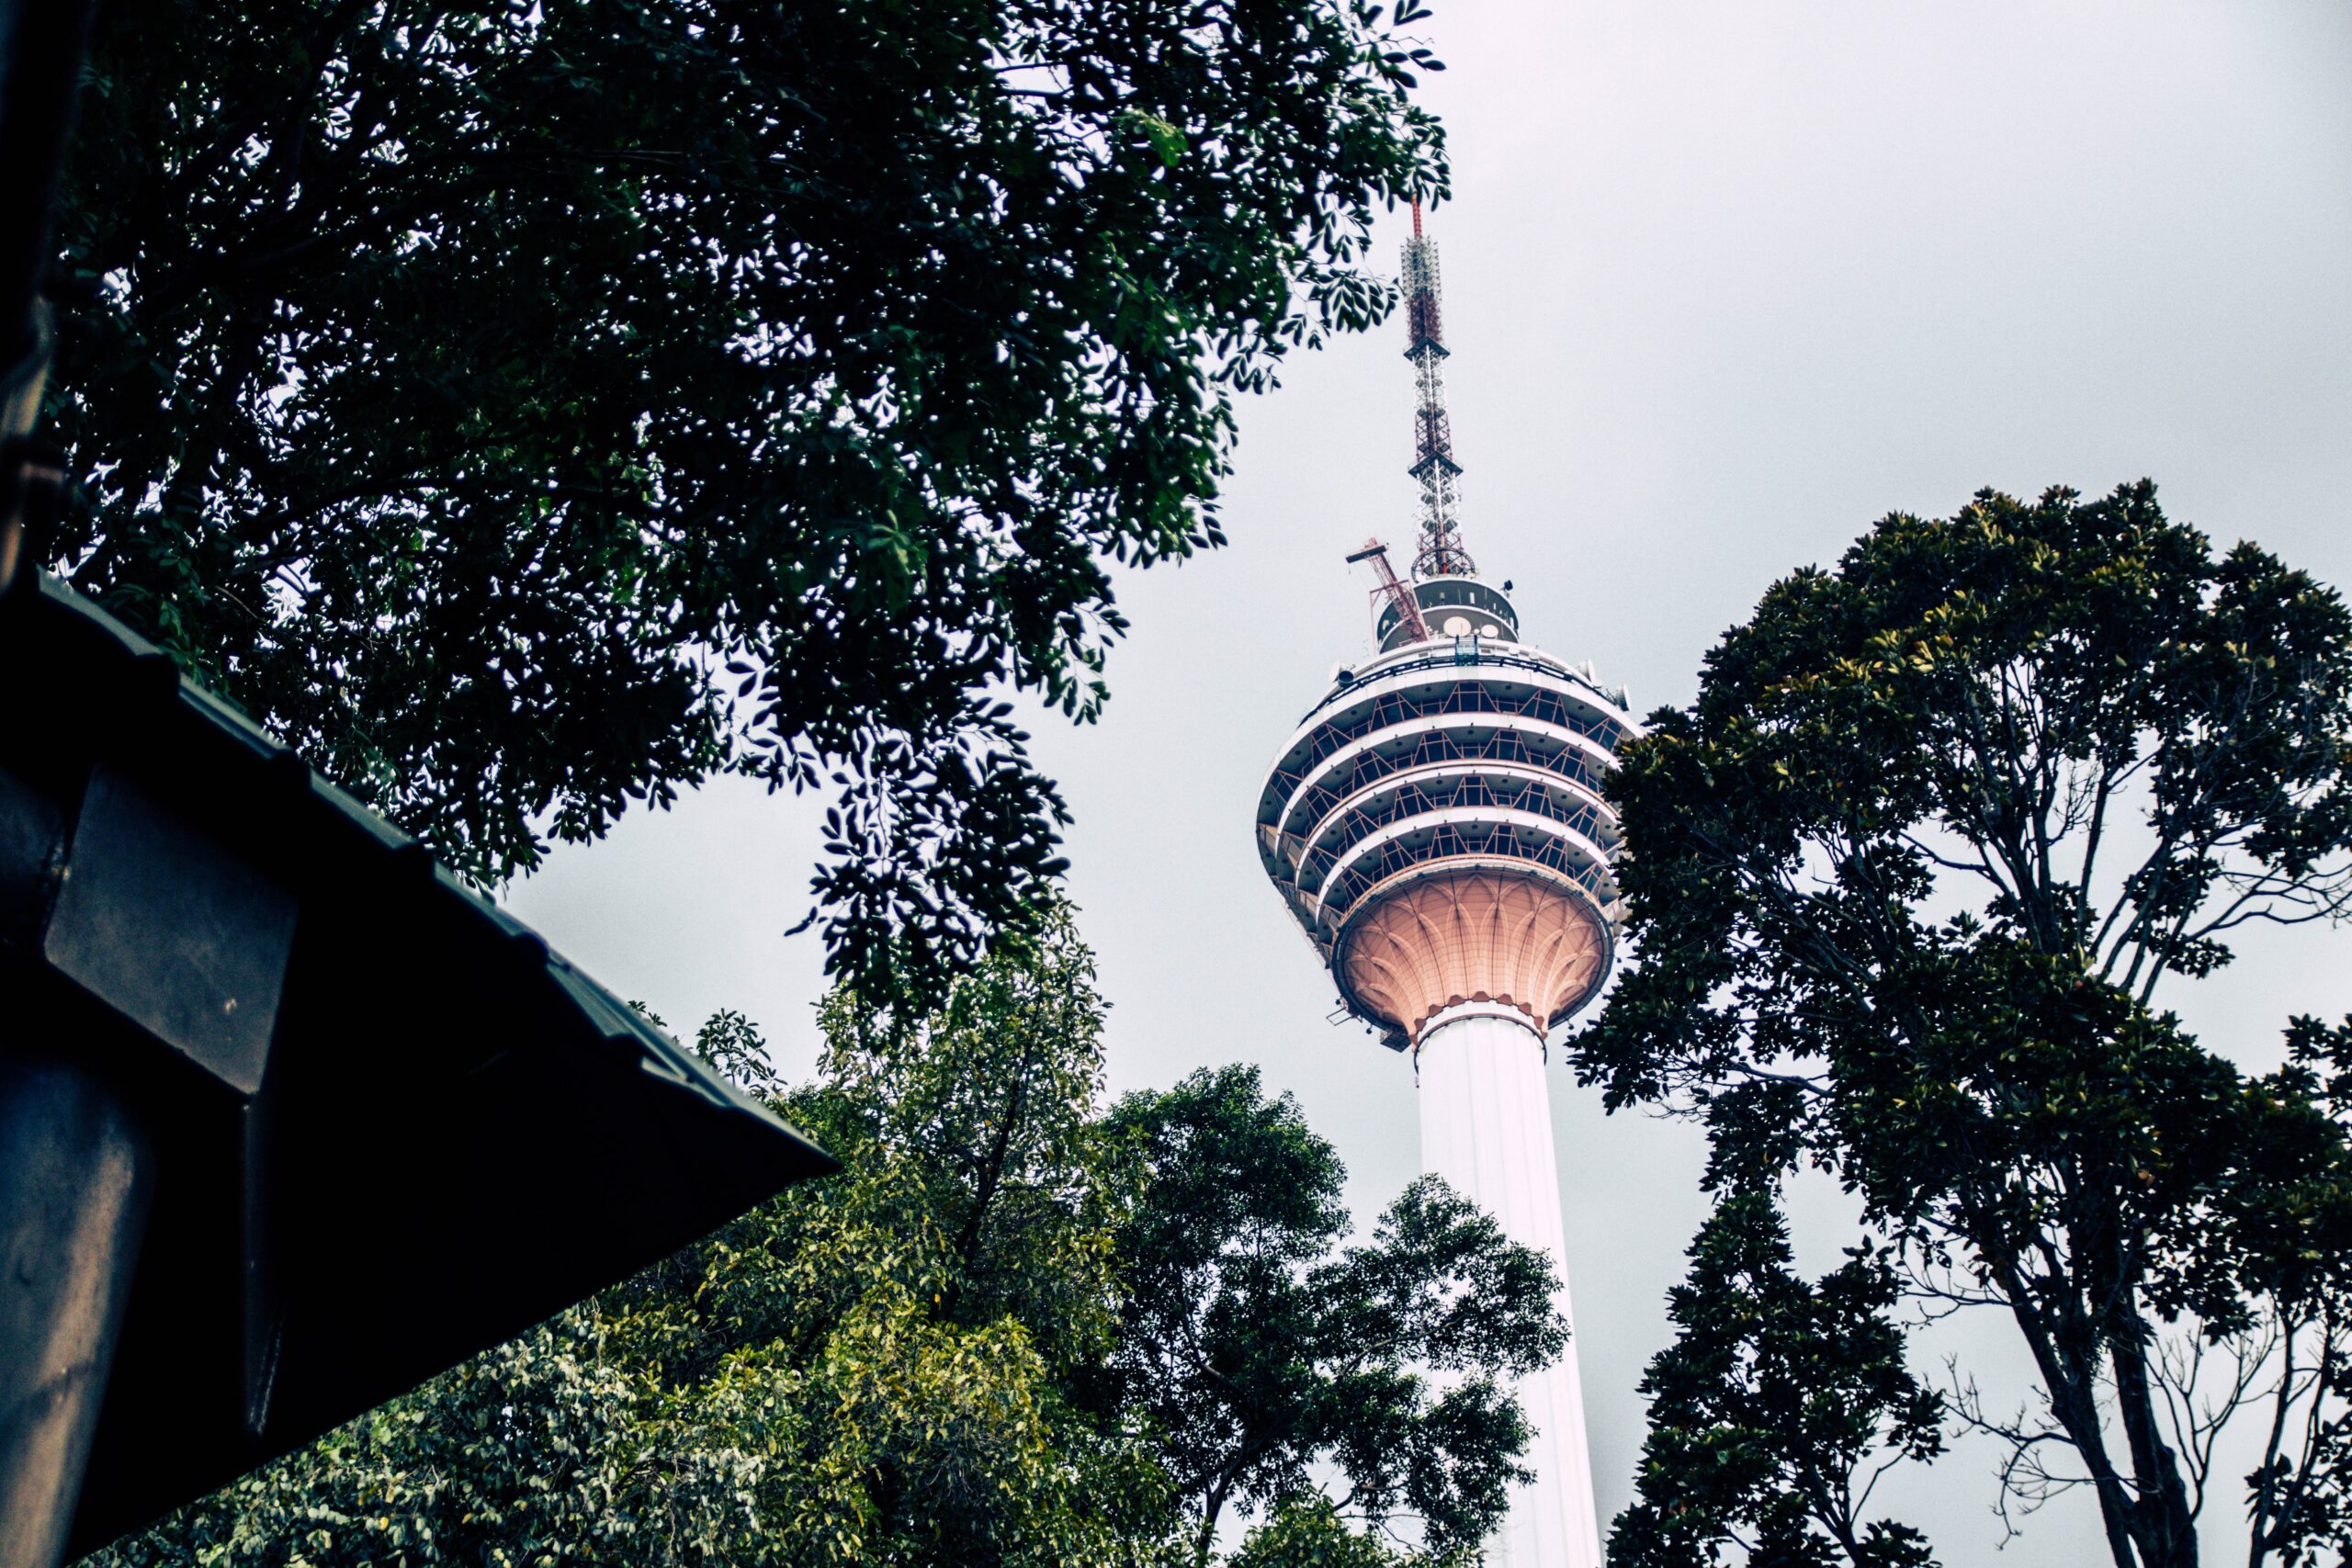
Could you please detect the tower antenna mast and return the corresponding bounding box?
[1403,201,1473,580]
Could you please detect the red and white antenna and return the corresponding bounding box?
[1402,202,1472,580]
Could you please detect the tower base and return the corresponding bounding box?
[1417,1007,1601,1568]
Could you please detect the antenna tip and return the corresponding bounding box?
[1411,199,1423,237]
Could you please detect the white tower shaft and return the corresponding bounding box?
[1417,1010,1602,1568]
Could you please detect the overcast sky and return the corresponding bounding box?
[506,3,2352,1558]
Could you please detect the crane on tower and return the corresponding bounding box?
[1345,537,1430,643]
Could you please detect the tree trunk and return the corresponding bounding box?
[2110,1328,2199,1568]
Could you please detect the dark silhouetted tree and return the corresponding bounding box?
[48,0,1447,997]
[1582,484,2352,1568]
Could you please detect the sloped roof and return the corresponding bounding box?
[0,570,834,1553]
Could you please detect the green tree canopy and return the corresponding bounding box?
[1582,484,2352,1568]
[1611,1187,1942,1568]
[96,908,1164,1568]
[1096,1064,1565,1565]
[92,908,1547,1568]
[48,0,1446,996]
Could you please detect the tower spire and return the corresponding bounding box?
[1402,201,1473,580]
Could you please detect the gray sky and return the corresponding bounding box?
[506,3,2352,1558]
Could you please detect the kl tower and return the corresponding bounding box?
[1252,209,1631,1568]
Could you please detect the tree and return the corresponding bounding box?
[92,908,1555,1568]
[1227,1497,1443,1568]
[96,908,1169,1568]
[1095,1064,1565,1566]
[1578,483,2352,1568]
[46,0,1447,998]
[1611,1184,1943,1568]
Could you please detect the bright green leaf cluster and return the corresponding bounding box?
[93,907,1537,1568]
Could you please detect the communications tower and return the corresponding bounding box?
[1253,209,1631,1568]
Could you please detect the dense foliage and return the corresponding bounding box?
[47,0,1446,996]
[1611,1187,1943,1568]
[94,908,1555,1568]
[1098,1066,1565,1563]
[1584,484,2352,1568]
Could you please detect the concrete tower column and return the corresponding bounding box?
[1417,1005,1601,1568]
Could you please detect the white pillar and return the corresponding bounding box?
[1416,1006,1601,1568]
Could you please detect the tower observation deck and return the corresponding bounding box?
[1252,210,1631,1568]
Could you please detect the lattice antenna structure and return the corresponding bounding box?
[1402,202,1473,581]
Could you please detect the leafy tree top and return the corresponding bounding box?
[49,0,1448,998]
[1580,483,2352,1568]
[1586,481,2352,1121]
[1096,1063,1566,1564]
